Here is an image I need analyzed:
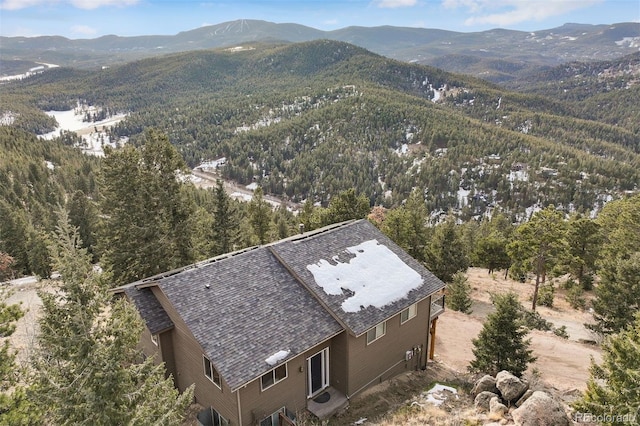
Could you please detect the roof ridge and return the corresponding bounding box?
[267,219,360,247]
[120,245,262,289]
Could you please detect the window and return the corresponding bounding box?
[212,409,229,426]
[260,407,293,426]
[197,407,229,426]
[203,355,221,388]
[150,334,158,346]
[260,364,287,391]
[400,303,417,324]
[366,321,386,345]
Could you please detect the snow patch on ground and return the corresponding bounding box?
[615,37,640,48]
[0,62,59,82]
[423,383,458,406]
[39,107,127,156]
[306,239,423,313]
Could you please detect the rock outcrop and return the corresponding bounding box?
[496,370,529,402]
[512,391,571,426]
[474,391,500,412]
[472,374,499,396]
[490,396,508,416]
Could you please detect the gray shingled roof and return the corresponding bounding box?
[124,286,174,335]
[270,220,445,336]
[152,247,343,391]
[119,219,445,392]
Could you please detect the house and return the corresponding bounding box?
[115,219,446,426]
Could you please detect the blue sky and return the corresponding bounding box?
[1,0,639,38]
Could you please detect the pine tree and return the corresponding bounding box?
[325,188,370,225]
[99,129,197,285]
[402,189,429,263]
[446,272,473,314]
[565,215,601,290]
[31,212,193,424]
[468,292,536,377]
[248,186,272,244]
[425,216,469,283]
[0,291,35,425]
[589,252,640,335]
[573,313,640,423]
[507,206,568,311]
[474,231,511,275]
[212,179,239,255]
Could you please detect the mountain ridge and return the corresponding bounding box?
[2,20,638,83]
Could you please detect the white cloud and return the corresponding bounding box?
[71,24,97,35]
[1,0,139,10]
[374,0,418,9]
[0,0,54,10]
[442,0,603,27]
[70,0,139,9]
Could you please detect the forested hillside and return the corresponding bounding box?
[0,127,100,277]
[509,51,640,134]
[1,40,638,223]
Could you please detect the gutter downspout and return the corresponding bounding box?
[236,389,242,426]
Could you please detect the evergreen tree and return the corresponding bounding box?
[589,252,640,335]
[446,272,473,314]
[565,215,601,290]
[507,206,568,311]
[402,189,429,263]
[474,230,511,275]
[212,180,239,255]
[99,129,197,285]
[25,227,51,279]
[325,188,370,225]
[425,216,469,283]
[248,186,272,244]
[469,292,536,377]
[0,252,14,282]
[596,195,640,266]
[31,212,193,425]
[573,313,640,423]
[67,190,99,260]
[0,291,35,425]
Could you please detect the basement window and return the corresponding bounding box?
[261,364,287,391]
[203,355,222,389]
[400,303,417,324]
[366,321,386,345]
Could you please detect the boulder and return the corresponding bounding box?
[512,391,571,426]
[490,396,508,417]
[496,370,529,402]
[475,391,500,412]
[515,389,534,407]
[472,374,498,396]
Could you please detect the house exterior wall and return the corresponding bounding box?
[150,287,240,425]
[159,331,177,384]
[132,287,437,425]
[329,330,349,395]
[139,327,161,362]
[345,296,432,397]
[238,339,342,426]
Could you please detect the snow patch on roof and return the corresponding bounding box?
[306,239,423,313]
[265,350,290,366]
